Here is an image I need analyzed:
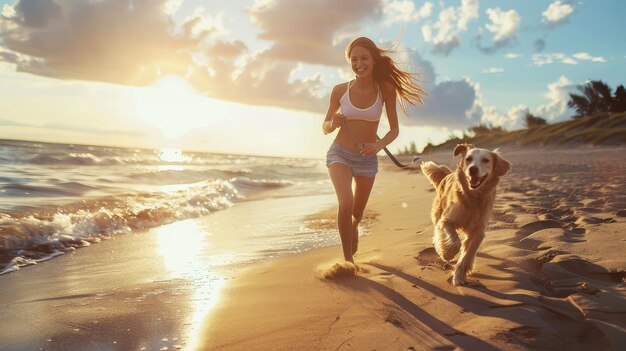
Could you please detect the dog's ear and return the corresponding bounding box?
[492,152,512,177]
[453,143,473,157]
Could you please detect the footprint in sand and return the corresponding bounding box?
[532,254,625,298]
[578,207,604,214]
[494,326,542,344]
[516,220,564,237]
[384,314,406,328]
[547,206,574,217]
[586,199,606,208]
[512,220,566,250]
[556,259,625,283]
[415,247,452,271]
[568,227,586,235]
[576,216,616,225]
[534,250,568,270]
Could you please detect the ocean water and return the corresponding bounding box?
[0,139,337,275]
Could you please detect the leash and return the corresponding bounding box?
[341,119,420,169]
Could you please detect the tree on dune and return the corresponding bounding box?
[568,80,615,118]
[467,123,505,136]
[611,85,626,113]
[524,113,548,128]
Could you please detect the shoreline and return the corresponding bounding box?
[0,192,338,351]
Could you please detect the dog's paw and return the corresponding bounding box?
[452,270,467,286]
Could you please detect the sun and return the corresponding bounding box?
[129,74,327,158]
[132,75,217,140]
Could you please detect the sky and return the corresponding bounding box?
[0,0,624,158]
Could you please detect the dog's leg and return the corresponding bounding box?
[452,232,485,286]
[463,232,485,275]
[433,221,461,262]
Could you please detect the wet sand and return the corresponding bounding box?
[0,194,336,351]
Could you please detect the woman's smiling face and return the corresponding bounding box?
[349,45,375,78]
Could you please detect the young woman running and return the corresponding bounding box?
[322,36,425,264]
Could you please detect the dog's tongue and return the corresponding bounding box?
[470,176,481,188]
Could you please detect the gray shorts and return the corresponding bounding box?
[326,141,378,178]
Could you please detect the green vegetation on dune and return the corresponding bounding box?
[404,80,626,154]
[417,112,626,153]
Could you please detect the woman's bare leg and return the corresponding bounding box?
[352,175,376,254]
[328,163,355,262]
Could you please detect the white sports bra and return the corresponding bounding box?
[339,80,383,122]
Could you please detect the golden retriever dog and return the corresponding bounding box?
[420,144,511,285]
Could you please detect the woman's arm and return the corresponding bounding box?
[322,84,344,135]
[378,82,399,146]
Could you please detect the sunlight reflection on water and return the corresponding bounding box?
[159,148,192,163]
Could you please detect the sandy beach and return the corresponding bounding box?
[200,146,626,350]
[1,146,625,350]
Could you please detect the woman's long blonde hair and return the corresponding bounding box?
[346,37,426,115]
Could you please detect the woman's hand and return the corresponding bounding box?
[330,113,346,129]
[360,140,384,157]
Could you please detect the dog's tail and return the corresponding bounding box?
[420,161,451,187]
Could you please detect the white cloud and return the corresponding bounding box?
[466,77,527,129]
[505,53,521,59]
[419,2,434,17]
[337,67,355,82]
[542,1,575,26]
[572,52,591,60]
[421,24,432,42]
[484,7,521,44]
[425,6,459,55]
[248,0,382,66]
[533,52,607,66]
[422,0,480,55]
[533,53,566,66]
[0,0,337,113]
[573,52,607,63]
[477,7,521,54]
[458,0,479,30]
[382,0,433,26]
[191,51,327,112]
[532,55,550,66]
[536,76,573,120]
[481,104,528,130]
[459,78,532,130]
[0,0,212,84]
[562,57,578,65]
[1,4,16,18]
[482,67,504,74]
[163,0,184,16]
[182,8,228,38]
